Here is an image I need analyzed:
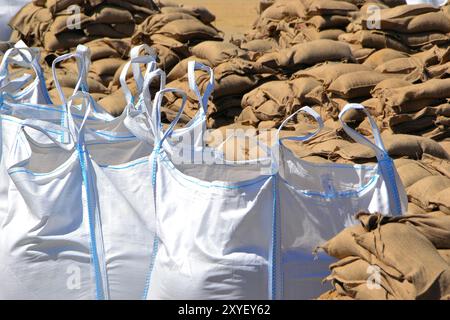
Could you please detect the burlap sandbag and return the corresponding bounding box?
[339,30,410,53]
[49,5,135,35]
[240,39,278,54]
[155,18,221,43]
[355,216,450,299]
[9,3,52,42]
[306,15,351,30]
[407,175,450,211]
[83,38,130,61]
[375,56,426,82]
[399,32,450,49]
[199,58,276,99]
[50,69,108,94]
[349,44,376,64]
[328,71,391,99]
[361,7,449,34]
[370,78,412,97]
[290,77,323,103]
[386,104,450,133]
[85,23,135,38]
[257,39,353,71]
[325,256,415,300]
[363,48,409,69]
[380,79,450,111]
[98,80,138,116]
[317,225,404,279]
[191,41,248,66]
[166,56,210,82]
[397,161,438,188]
[43,31,95,52]
[306,0,358,16]
[335,132,450,161]
[132,12,198,42]
[159,5,216,25]
[242,80,294,116]
[258,0,307,21]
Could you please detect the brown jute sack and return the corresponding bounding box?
[396,212,450,250]
[338,30,410,53]
[84,38,130,61]
[43,31,95,52]
[335,133,450,161]
[294,62,372,86]
[9,3,52,40]
[407,175,450,211]
[370,78,411,97]
[167,57,210,82]
[408,202,428,215]
[328,71,391,99]
[159,5,216,25]
[50,70,108,94]
[306,0,358,16]
[156,18,221,43]
[349,45,376,64]
[240,39,278,54]
[375,57,426,82]
[398,32,450,49]
[98,81,138,116]
[430,188,450,214]
[361,11,450,34]
[291,77,323,103]
[191,41,247,66]
[325,256,415,300]
[362,48,409,69]
[257,39,353,70]
[382,79,450,109]
[242,81,294,109]
[397,161,438,188]
[90,58,125,77]
[306,15,351,30]
[85,23,135,38]
[318,225,404,279]
[355,218,450,299]
[259,0,307,21]
[132,12,198,43]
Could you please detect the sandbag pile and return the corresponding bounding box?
[339,3,450,54]
[131,2,222,72]
[10,0,159,52]
[247,0,358,47]
[163,57,279,128]
[318,209,450,300]
[46,38,131,107]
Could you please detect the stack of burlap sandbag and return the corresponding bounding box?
[340,3,450,55]
[317,152,450,300]
[162,57,280,128]
[10,0,159,52]
[360,78,450,140]
[131,1,222,72]
[244,0,405,52]
[317,156,450,300]
[47,38,131,108]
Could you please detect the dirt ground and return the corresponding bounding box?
[170,0,261,38]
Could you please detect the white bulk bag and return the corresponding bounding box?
[276,104,407,299]
[1,88,182,299]
[144,88,277,300]
[0,41,52,105]
[1,96,100,299]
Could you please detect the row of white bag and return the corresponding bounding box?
[0,41,408,300]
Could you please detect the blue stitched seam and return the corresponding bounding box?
[142,149,161,299]
[77,144,104,300]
